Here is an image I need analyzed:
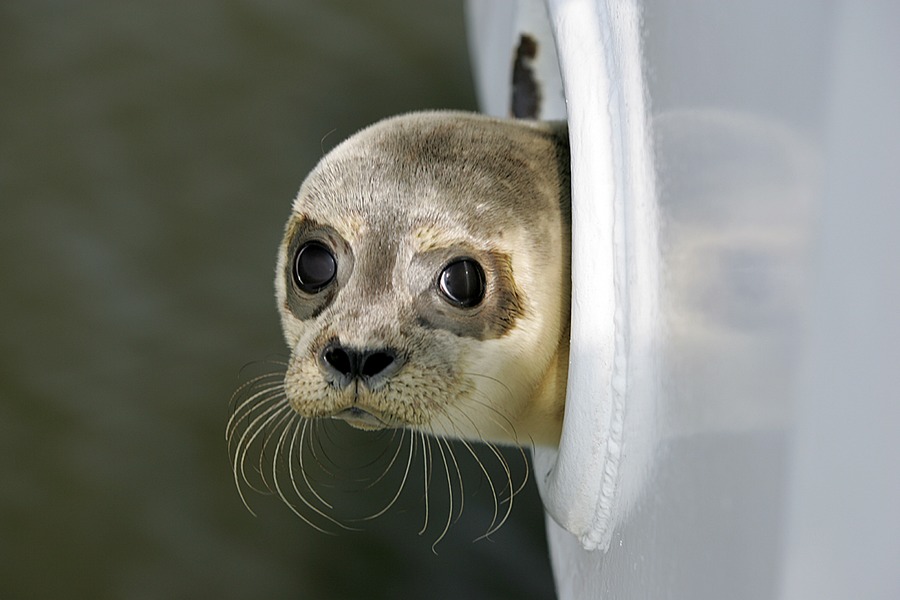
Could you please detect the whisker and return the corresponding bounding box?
[439,403,528,539]
[458,437,501,537]
[256,404,298,492]
[313,419,350,482]
[228,364,284,403]
[418,432,431,536]
[231,366,285,396]
[339,428,404,484]
[443,390,533,527]
[511,443,531,499]
[236,403,292,495]
[227,374,284,419]
[443,438,465,524]
[308,419,340,480]
[298,418,335,509]
[237,356,289,374]
[230,401,292,514]
[227,362,532,540]
[226,381,284,450]
[457,393,532,501]
[353,428,415,521]
[457,377,524,445]
[269,414,334,534]
[363,429,407,490]
[284,418,359,532]
[477,442,516,540]
[430,435,454,553]
[428,407,500,528]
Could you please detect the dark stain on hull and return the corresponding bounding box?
[512,33,541,119]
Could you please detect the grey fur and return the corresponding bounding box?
[276,111,571,446]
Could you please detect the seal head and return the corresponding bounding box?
[276,112,570,446]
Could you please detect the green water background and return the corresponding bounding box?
[0,1,555,597]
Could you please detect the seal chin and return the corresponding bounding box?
[331,407,389,431]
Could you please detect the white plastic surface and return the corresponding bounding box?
[535,0,659,552]
[468,0,660,553]
[779,4,900,599]
[466,0,900,597]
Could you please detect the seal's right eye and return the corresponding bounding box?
[293,241,337,293]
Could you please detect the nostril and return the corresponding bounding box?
[360,351,395,378]
[321,344,400,383]
[323,346,355,376]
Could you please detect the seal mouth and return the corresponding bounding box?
[331,407,388,431]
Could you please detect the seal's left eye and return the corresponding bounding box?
[294,241,336,293]
[439,258,485,308]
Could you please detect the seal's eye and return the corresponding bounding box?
[294,241,337,293]
[439,258,485,308]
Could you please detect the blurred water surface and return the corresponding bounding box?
[0,1,555,598]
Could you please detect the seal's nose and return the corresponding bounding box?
[320,342,403,388]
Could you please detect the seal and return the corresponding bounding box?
[274,111,570,448]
